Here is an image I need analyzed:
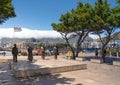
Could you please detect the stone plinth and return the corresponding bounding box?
[91,59,103,64]
[113,61,120,66]
[9,59,87,78]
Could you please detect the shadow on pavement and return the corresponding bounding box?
[13,72,79,85]
[17,74,75,85]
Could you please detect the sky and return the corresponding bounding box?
[0,0,118,30]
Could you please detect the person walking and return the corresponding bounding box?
[37,48,41,56]
[27,46,33,62]
[12,44,18,62]
[3,51,6,56]
[95,48,98,57]
[66,50,72,59]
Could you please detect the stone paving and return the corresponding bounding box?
[0,54,120,85]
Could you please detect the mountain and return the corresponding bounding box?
[0,37,65,47]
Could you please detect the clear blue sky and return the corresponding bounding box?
[0,0,118,30]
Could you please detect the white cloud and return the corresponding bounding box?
[0,28,98,39]
[89,33,99,39]
[0,28,62,38]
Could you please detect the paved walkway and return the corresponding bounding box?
[0,55,120,85]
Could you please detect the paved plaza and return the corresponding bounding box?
[0,54,120,85]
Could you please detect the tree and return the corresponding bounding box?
[37,43,44,48]
[30,38,36,42]
[116,0,120,3]
[0,0,16,24]
[93,0,120,62]
[52,2,94,59]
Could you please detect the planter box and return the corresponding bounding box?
[113,61,120,66]
[91,59,103,64]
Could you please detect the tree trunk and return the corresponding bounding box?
[101,46,106,63]
[72,51,76,59]
[75,45,80,57]
[101,41,109,63]
[98,33,111,63]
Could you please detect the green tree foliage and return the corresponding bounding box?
[52,2,94,59]
[37,43,45,48]
[113,0,120,26]
[116,0,120,3]
[93,0,120,62]
[30,38,36,42]
[0,0,16,24]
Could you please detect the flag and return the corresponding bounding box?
[14,27,22,32]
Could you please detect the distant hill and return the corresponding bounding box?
[0,37,65,47]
